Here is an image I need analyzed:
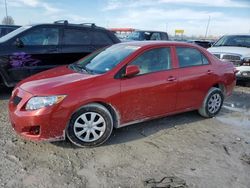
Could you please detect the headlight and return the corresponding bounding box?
[25,95,66,111]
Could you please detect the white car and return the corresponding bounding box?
[208,34,250,82]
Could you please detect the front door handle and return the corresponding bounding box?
[167,76,177,82]
[48,48,58,53]
[207,70,213,74]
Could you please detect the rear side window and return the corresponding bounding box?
[63,28,91,45]
[131,47,172,75]
[92,31,113,45]
[176,47,209,68]
[161,33,168,40]
[150,33,161,40]
[20,27,59,46]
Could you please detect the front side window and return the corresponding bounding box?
[176,47,209,68]
[0,25,32,43]
[20,27,59,46]
[130,48,172,75]
[63,28,91,45]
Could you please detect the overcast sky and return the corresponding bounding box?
[0,0,249,36]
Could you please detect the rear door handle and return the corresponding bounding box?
[167,76,177,82]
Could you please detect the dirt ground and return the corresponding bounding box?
[0,85,250,188]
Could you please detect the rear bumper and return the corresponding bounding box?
[8,87,67,141]
[236,67,250,81]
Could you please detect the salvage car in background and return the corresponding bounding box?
[9,41,236,147]
[208,34,250,82]
[125,30,169,41]
[0,25,21,38]
[0,20,120,87]
[187,40,214,48]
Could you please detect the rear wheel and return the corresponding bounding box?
[198,87,224,118]
[66,103,113,147]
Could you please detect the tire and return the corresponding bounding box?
[66,103,113,147]
[198,87,224,118]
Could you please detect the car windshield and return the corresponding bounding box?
[0,25,32,43]
[127,32,140,40]
[213,35,250,48]
[71,44,140,74]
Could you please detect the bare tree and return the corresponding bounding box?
[2,16,15,25]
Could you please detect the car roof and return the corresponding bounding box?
[223,34,250,36]
[117,41,199,48]
[27,23,106,30]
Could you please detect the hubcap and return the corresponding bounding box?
[73,112,106,142]
[208,93,222,114]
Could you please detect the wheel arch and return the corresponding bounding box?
[212,83,226,97]
[96,102,120,128]
[69,101,120,129]
[0,69,14,87]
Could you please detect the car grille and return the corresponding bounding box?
[241,71,250,77]
[13,96,22,106]
[222,54,241,61]
[213,53,242,66]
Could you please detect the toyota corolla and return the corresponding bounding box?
[9,41,236,147]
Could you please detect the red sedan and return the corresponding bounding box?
[9,41,236,147]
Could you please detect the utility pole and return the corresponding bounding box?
[5,0,8,17]
[204,16,210,39]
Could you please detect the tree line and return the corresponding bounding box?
[2,16,15,25]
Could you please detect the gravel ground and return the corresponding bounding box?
[0,86,250,188]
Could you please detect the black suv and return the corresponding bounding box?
[0,21,120,87]
[125,30,169,41]
[0,25,21,38]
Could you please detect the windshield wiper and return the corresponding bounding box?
[69,63,90,73]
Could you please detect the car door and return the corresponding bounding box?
[119,47,178,124]
[61,27,94,64]
[6,25,62,82]
[174,46,217,110]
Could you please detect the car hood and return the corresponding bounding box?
[19,66,98,95]
[207,46,250,57]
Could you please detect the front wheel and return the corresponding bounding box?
[198,87,224,118]
[66,103,113,147]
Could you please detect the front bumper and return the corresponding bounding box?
[8,87,67,141]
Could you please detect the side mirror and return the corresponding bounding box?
[15,38,24,48]
[124,65,140,78]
